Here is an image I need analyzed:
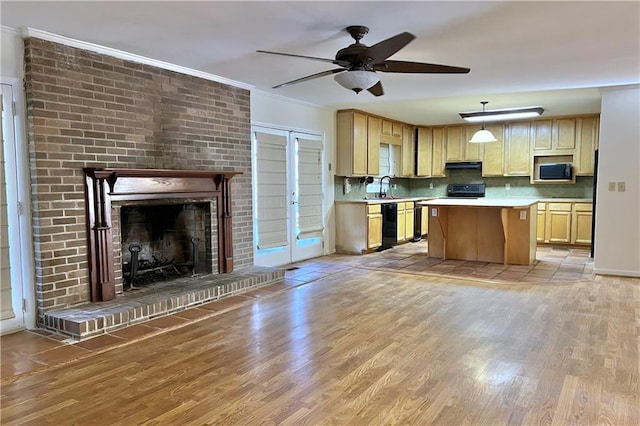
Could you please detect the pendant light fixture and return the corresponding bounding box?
[469,101,497,143]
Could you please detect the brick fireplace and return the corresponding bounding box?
[24,37,255,325]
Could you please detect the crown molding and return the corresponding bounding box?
[21,27,254,91]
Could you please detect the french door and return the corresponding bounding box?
[1,83,24,333]
[252,126,325,267]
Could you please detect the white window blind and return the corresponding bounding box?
[296,137,323,239]
[254,131,288,250]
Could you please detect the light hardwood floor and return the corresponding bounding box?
[1,245,639,425]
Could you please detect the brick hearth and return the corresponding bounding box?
[43,265,284,340]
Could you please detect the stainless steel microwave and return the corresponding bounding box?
[539,163,572,180]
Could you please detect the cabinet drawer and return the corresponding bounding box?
[574,203,593,212]
[404,201,414,209]
[396,202,406,212]
[367,204,381,214]
[538,202,546,210]
[548,203,572,211]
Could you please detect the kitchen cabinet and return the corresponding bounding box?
[537,201,592,245]
[571,203,593,245]
[431,127,447,177]
[532,118,576,153]
[336,110,379,176]
[416,127,433,177]
[462,127,482,162]
[575,116,599,176]
[400,125,415,177]
[445,125,465,162]
[396,202,406,242]
[504,122,531,176]
[545,202,572,244]
[537,202,546,242]
[404,202,415,242]
[479,124,505,176]
[335,202,382,254]
[421,205,429,235]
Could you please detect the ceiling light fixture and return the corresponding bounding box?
[469,101,497,144]
[460,105,544,123]
[334,70,380,94]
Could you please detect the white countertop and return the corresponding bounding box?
[419,197,539,208]
[336,197,592,206]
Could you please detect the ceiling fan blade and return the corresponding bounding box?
[272,68,345,88]
[367,81,384,97]
[375,60,471,74]
[366,32,416,63]
[257,50,349,67]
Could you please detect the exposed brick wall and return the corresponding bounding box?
[24,38,254,320]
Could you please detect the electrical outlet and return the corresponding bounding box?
[618,181,626,192]
[608,182,616,191]
[505,183,511,190]
[519,210,527,220]
[429,182,434,189]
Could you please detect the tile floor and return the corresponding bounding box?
[0,241,593,384]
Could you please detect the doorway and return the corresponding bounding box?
[252,127,325,267]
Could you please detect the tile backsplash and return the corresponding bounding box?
[335,169,594,200]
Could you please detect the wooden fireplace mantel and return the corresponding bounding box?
[84,168,242,302]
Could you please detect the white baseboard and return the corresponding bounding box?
[593,268,640,278]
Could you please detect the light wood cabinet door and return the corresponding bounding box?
[416,127,433,177]
[367,213,383,249]
[552,118,576,151]
[400,125,415,177]
[545,203,572,243]
[575,116,599,176]
[381,120,393,136]
[571,203,593,245]
[537,203,546,243]
[421,205,428,235]
[463,126,483,161]
[481,123,505,176]
[396,202,406,242]
[445,126,465,162]
[532,120,553,151]
[405,202,414,241]
[336,111,368,176]
[431,127,446,177]
[504,122,531,176]
[367,116,381,176]
[392,122,403,138]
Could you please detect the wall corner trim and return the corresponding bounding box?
[21,27,255,91]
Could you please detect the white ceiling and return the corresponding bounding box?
[2,1,639,125]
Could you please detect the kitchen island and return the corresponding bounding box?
[419,198,538,265]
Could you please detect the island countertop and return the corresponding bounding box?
[419,197,539,208]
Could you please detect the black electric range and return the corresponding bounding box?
[446,183,486,198]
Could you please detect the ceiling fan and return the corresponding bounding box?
[257,25,470,97]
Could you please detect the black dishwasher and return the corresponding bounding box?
[379,203,398,251]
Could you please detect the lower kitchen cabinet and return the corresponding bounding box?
[537,201,592,245]
[335,202,382,254]
[571,203,593,244]
[404,202,414,241]
[421,205,429,235]
[396,202,406,242]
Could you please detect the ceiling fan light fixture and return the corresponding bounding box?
[468,101,497,144]
[460,106,544,123]
[334,70,379,93]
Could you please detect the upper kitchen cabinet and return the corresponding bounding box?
[575,115,599,176]
[400,124,416,177]
[416,127,433,177]
[380,119,403,145]
[336,110,379,176]
[504,122,531,176]
[447,125,482,162]
[431,127,447,177]
[532,118,576,153]
[478,124,505,176]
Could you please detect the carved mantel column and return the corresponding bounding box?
[83,168,242,302]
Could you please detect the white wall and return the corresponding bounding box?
[1,27,24,78]
[251,91,337,254]
[594,85,640,276]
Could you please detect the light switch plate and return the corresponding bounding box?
[608,182,616,191]
[618,181,626,192]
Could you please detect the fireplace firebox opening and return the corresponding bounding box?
[120,202,212,289]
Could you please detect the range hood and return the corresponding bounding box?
[445,161,482,170]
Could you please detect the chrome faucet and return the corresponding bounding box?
[379,175,392,198]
